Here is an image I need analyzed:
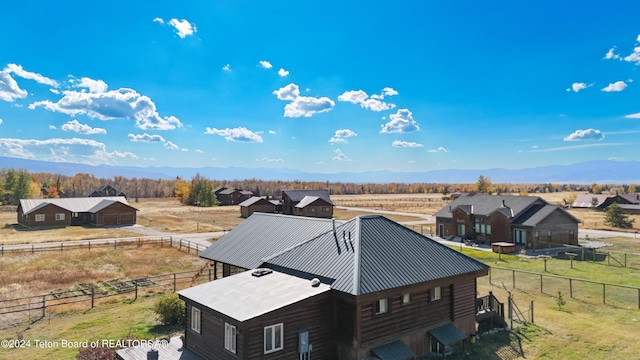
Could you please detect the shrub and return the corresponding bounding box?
[153,292,185,325]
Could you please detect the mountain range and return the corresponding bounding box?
[0,156,638,184]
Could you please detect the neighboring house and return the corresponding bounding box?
[216,188,254,206]
[239,196,276,218]
[616,204,640,215]
[619,193,640,205]
[571,194,631,210]
[435,194,580,249]
[88,185,126,198]
[281,189,334,218]
[181,213,491,359]
[17,196,137,227]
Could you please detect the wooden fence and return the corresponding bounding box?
[0,236,208,256]
[0,266,224,330]
[488,267,640,309]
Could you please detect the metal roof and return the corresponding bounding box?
[428,323,468,346]
[571,194,616,208]
[282,189,333,205]
[238,196,270,207]
[198,213,343,269]
[512,204,579,227]
[620,193,640,204]
[178,269,330,322]
[264,215,489,295]
[219,188,239,195]
[434,194,544,220]
[294,196,332,208]
[371,340,415,360]
[19,196,133,215]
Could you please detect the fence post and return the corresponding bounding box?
[1,246,3,256]
[180,239,182,251]
[173,273,177,292]
[134,281,138,301]
[114,240,117,250]
[489,268,492,285]
[569,279,573,298]
[88,242,91,251]
[32,245,34,254]
[61,243,63,252]
[530,300,534,324]
[540,274,543,293]
[625,253,627,268]
[91,286,95,309]
[608,252,610,266]
[638,289,640,309]
[42,295,46,318]
[512,270,516,289]
[603,284,606,304]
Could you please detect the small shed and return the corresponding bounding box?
[491,242,516,254]
[239,197,276,218]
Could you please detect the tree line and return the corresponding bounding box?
[1,169,639,206]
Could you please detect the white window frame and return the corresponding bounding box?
[375,298,389,314]
[191,307,201,334]
[431,287,442,301]
[264,323,284,354]
[225,322,236,354]
[55,213,65,221]
[35,214,45,222]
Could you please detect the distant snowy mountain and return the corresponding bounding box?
[0,156,638,184]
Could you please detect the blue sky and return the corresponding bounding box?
[1,1,640,174]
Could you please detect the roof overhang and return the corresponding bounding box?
[428,323,467,346]
[371,340,416,360]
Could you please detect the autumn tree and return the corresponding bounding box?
[188,174,217,207]
[174,178,190,204]
[3,169,33,204]
[476,175,492,194]
[591,183,602,194]
[605,203,635,229]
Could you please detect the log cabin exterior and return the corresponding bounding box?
[17,197,137,228]
[185,213,490,359]
[435,194,580,249]
[281,189,334,217]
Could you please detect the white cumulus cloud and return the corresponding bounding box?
[168,18,196,38]
[382,87,399,96]
[29,87,182,130]
[0,137,136,164]
[4,64,58,87]
[380,109,420,133]
[222,64,231,72]
[164,141,179,150]
[605,47,621,60]
[601,81,627,92]
[392,140,423,148]
[428,146,448,153]
[75,77,108,93]
[204,127,263,142]
[273,83,334,117]
[563,129,605,141]
[153,17,164,24]
[329,129,357,143]
[259,61,273,69]
[128,133,166,143]
[0,72,28,102]
[278,68,289,77]
[333,148,351,161]
[338,89,395,112]
[61,120,107,135]
[0,118,2,125]
[567,82,590,92]
[194,149,203,153]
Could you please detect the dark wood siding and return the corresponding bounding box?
[183,301,245,360]
[452,278,478,334]
[95,202,137,225]
[244,292,334,360]
[18,203,71,228]
[241,203,275,218]
[490,212,511,243]
[532,209,579,247]
[452,208,472,238]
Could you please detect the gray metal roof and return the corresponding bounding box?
[282,189,333,205]
[178,270,330,322]
[371,340,415,360]
[239,196,270,207]
[620,193,640,204]
[428,323,468,346]
[19,196,133,215]
[571,194,616,208]
[264,215,489,295]
[511,204,579,227]
[219,188,239,195]
[434,194,544,220]
[199,213,343,269]
[294,195,332,208]
[618,204,640,210]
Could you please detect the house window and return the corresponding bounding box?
[480,224,486,234]
[35,214,45,222]
[225,322,237,354]
[486,225,491,235]
[375,299,388,314]
[402,293,411,304]
[55,213,65,221]
[264,323,283,354]
[309,207,316,212]
[191,307,201,334]
[474,223,480,233]
[430,287,442,301]
[323,207,330,212]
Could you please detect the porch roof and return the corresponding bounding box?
[371,340,416,360]
[428,323,468,346]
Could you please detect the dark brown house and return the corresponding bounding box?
[435,194,580,249]
[88,185,126,198]
[216,188,254,206]
[183,213,490,359]
[239,196,277,218]
[17,197,137,227]
[281,189,334,217]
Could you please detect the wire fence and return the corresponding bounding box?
[488,267,640,309]
[0,236,208,257]
[0,265,222,330]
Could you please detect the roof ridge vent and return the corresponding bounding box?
[251,268,273,277]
